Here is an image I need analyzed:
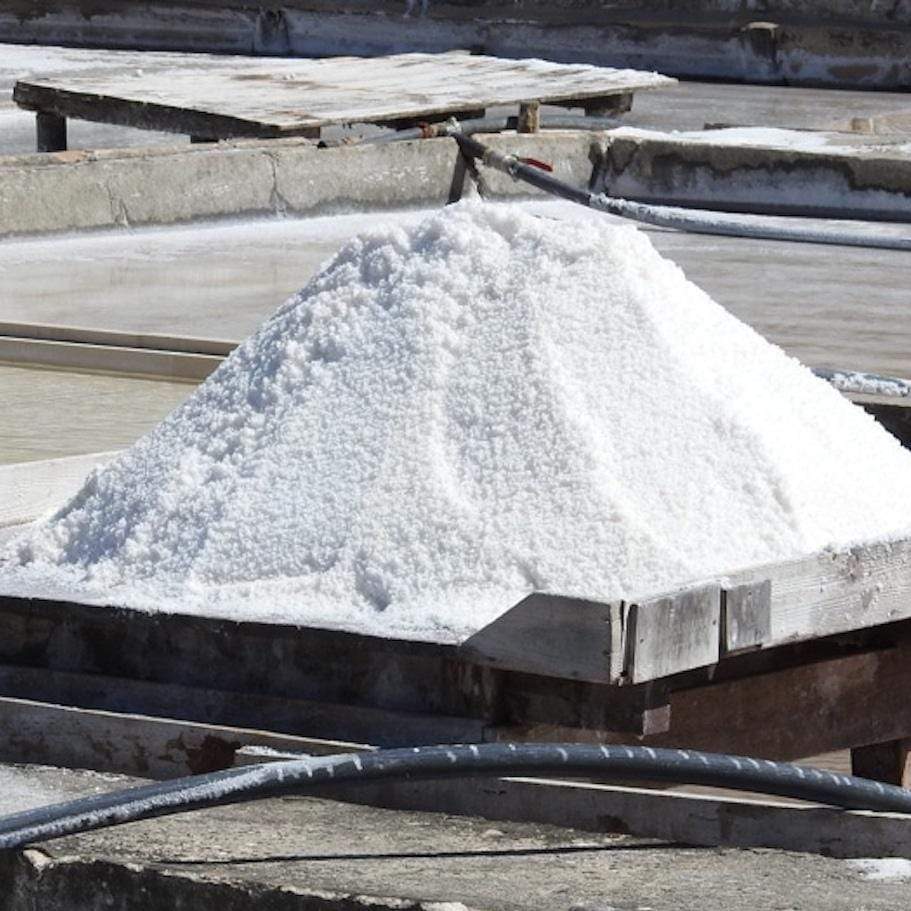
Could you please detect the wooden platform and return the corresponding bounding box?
[12,51,674,151]
[5,391,911,787]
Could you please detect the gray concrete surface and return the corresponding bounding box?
[0,131,599,236]
[0,365,191,465]
[0,762,910,911]
[3,202,911,380]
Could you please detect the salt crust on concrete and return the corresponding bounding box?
[4,203,911,641]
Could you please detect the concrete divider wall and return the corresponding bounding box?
[0,132,599,237]
[2,1,911,88]
[599,131,911,221]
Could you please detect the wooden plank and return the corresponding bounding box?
[0,663,486,748]
[13,52,674,139]
[0,595,656,736]
[728,537,911,650]
[459,593,625,684]
[0,696,367,779]
[0,451,117,528]
[625,584,721,684]
[722,579,772,654]
[656,639,911,761]
[237,747,911,860]
[35,111,66,152]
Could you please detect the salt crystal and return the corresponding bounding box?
[5,202,911,642]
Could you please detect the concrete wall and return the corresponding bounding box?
[6,126,911,238]
[3,1,911,88]
[598,129,911,222]
[0,132,600,237]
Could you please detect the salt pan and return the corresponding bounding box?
[4,202,911,642]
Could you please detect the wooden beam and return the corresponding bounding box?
[852,739,911,788]
[459,593,625,683]
[656,640,911,761]
[0,335,220,382]
[727,537,911,651]
[626,584,720,684]
[35,111,66,152]
[0,595,657,737]
[0,663,486,748]
[516,101,540,133]
[722,579,771,655]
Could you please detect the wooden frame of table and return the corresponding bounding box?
[12,51,674,152]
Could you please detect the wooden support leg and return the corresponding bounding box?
[851,739,911,787]
[517,101,540,134]
[36,112,66,153]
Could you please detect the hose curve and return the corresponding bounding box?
[2,743,910,852]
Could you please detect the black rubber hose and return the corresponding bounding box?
[2,743,911,852]
[452,132,911,253]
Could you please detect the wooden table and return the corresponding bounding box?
[12,51,674,152]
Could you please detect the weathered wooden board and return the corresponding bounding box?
[852,738,911,788]
[461,537,911,685]
[722,579,772,655]
[0,595,656,735]
[459,593,624,684]
[726,537,911,651]
[0,664,486,748]
[13,51,674,140]
[657,639,911,761]
[626,584,721,684]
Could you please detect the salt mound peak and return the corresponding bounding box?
[6,202,911,641]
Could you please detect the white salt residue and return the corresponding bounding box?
[5,202,911,642]
[849,858,911,881]
[814,368,911,398]
[610,126,834,152]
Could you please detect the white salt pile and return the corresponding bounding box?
[4,202,911,641]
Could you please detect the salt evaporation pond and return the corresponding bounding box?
[3,202,911,642]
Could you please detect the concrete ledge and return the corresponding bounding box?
[7,124,911,238]
[0,336,221,380]
[0,132,598,237]
[599,127,911,220]
[0,850,452,911]
[0,321,235,356]
[1,763,911,911]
